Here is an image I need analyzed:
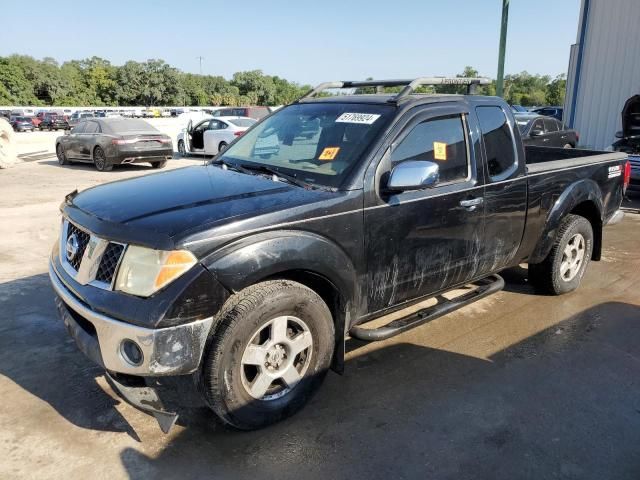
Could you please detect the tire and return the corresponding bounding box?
[177,140,187,157]
[56,143,69,165]
[200,280,335,430]
[218,141,228,153]
[151,160,167,169]
[529,214,593,295]
[563,143,573,149]
[93,146,112,171]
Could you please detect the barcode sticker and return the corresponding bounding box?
[336,113,381,124]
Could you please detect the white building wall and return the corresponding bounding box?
[565,0,640,149]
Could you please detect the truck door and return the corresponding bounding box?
[474,105,527,271]
[364,105,486,313]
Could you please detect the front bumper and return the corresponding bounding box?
[49,260,213,376]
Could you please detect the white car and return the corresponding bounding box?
[177,116,257,156]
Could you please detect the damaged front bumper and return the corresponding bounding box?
[49,261,213,376]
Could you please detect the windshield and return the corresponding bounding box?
[229,118,256,128]
[218,102,394,188]
[514,115,536,133]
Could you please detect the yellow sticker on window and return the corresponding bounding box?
[433,142,447,160]
[319,147,340,161]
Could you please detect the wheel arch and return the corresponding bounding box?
[530,179,603,264]
[202,230,358,372]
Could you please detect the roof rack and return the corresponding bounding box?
[299,77,492,103]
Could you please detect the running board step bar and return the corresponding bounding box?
[349,274,505,342]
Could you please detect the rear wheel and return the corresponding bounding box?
[56,144,68,165]
[151,160,167,169]
[529,214,593,295]
[200,280,335,430]
[218,141,228,153]
[563,143,573,149]
[178,140,186,157]
[93,146,112,171]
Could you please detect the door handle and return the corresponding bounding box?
[459,197,484,209]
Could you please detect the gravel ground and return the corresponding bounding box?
[1,132,640,479]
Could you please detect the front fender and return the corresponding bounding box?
[529,179,603,264]
[201,230,358,308]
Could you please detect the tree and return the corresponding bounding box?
[546,74,566,106]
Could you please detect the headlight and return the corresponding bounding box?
[115,246,197,297]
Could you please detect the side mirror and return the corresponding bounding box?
[615,130,623,139]
[530,129,544,137]
[387,160,439,192]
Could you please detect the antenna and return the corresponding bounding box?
[196,56,204,75]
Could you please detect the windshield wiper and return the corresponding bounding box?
[211,158,252,175]
[238,163,314,190]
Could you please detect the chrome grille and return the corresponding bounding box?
[59,219,127,290]
[95,243,125,283]
[66,223,90,270]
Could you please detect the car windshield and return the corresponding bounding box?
[217,102,394,188]
[229,118,256,128]
[18,117,31,122]
[514,114,537,133]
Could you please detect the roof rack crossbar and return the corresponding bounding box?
[298,77,492,102]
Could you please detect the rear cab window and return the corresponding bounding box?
[476,106,518,181]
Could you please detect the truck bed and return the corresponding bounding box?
[525,146,627,174]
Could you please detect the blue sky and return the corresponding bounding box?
[1,0,580,85]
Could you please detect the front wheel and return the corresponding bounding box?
[529,214,593,295]
[93,146,112,171]
[199,280,335,430]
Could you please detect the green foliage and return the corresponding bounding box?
[0,56,567,108]
[0,55,310,107]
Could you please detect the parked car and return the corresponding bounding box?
[55,118,172,171]
[10,116,35,132]
[48,77,629,434]
[177,116,257,156]
[68,111,95,128]
[39,113,69,131]
[10,108,35,118]
[611,94,640,193]
[515,113,578,148]
[211,106,271,120]
[531,106,564,122]
[510,104,527,113]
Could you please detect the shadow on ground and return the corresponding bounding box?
[2,273,640,479]
[0,273,140,439]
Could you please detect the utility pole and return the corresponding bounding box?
[496,0,510,97]
[196,56,204,75]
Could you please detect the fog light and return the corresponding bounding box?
[120,339,144,366]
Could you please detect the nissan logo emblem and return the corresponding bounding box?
[66,233,80,262]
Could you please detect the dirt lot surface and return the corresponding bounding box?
[1,138,639,479]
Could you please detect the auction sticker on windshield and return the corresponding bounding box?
[336,112,381,124]
[319,147,340,160]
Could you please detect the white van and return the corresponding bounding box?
[11,108,36,117]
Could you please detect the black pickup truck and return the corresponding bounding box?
[48,78,631,433]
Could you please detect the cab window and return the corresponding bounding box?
[391,115,469,184]
[476,106,517,181]
[543,118,558,132]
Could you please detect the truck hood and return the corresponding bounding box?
[65,165,332,248]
